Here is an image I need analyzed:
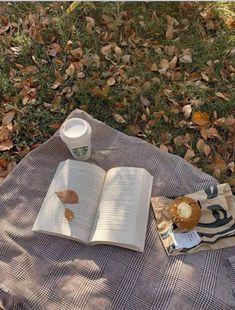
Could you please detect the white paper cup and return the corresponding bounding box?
[60,118,92,160]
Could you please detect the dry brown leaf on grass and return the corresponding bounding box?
[160,144,169,153]
[184,149,195,161]
[113,113,126,124]
[55,190,79,204]
[165,15,174,40]
[86,17,95,34]
[64,208,74,221]
[48,43,62,57]
[212,157,227,177]
[215,92,230,102]
[196,139,211,156]
[107,77,116,86]
[140,95,150,107]
[0,139,13,151]
[182,104,192,119]
[192,111,210,126]
[200,127,221,140]
[174,133,191,146]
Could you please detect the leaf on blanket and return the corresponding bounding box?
[55,190,79,204]
[64,208,74,221]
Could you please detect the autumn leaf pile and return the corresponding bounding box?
[0,2,234,190]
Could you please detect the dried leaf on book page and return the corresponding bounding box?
[64,208,74,221]
[55,190,79,204]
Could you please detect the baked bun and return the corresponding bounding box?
[169,197,201,230]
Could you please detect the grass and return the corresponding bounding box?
[0,2,234,187]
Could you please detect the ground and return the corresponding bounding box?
[0,2,234,190]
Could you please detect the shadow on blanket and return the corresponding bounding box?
[0,289,32,310]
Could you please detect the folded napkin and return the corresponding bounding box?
[151,183,235,255]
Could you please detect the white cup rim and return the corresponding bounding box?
[60,118,91,141]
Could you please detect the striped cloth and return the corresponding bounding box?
[151,184,235,255]
[0,109,235,309]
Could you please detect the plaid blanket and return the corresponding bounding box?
[0,109,235,310]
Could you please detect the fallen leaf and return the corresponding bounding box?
[51,81,61,89]
[55,190,79,204]
[65,63,75,77]
[127,125,140,136]
[0,139,13,151]
[212,157,227,177]
[140,95,150,107]
[182,104,192,119]
[179,55,192,64]
[101,44,112,56]
[149,63,158,72]
[0,128,10,141]
[113,113,126,124]
[160,144,168,152]
[203,144,211,156]
[169,56,178,69]
[201,72,209,82]
[174,133,191,146]
[64,208,74,221]
[226,19,235,29]
[160,59,170,69]
[165,15,174,40]
[86,16,95,34]
[201,127,221,140]
[48,43,62,57]
[114,46,122,57]
[70,48,83,58]
[192,111,210,126]
[228,162,234,172]
[215,92,230,102]
[107,77,116,86]
[77,72,85,79]
[2,111,15,126]
[122,55,131,64]
[184,148,195,161]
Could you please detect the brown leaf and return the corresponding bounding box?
[201,127,221,140]
[2,111,15,126]
[160,59,170,69]
[107,77,116,86]
[113,113,126,124]
[160,144,169,153]
[140,95,150,107]
[55,190,79,204]
[0,128,10,142]
[165,15,174,40]
[212,157,227,177]
[184,149,195,161]
[203,144,211,157]
[127,125,140,136]
[86,16,95,34]
[201,72,209,82]
[101,44,112,56]
[226,19,235,29]
[169,56,178,69]
[64,208,74,221]
[65,63,75,77]
[174,133,191,146]
[70,48,83,58]
[48,43,62,57]
[0,139,13,151]
[182,104,192,119]
[192,111,210,126]
[114,46,122,57]
[215,92,230,102]
[149,63,158,72]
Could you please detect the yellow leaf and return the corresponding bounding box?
[192,111,210,126]
[55,190,79,204]
[64,208,74,221]
[65,1,80,15]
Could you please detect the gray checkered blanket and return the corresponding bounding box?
[1,109,235,310]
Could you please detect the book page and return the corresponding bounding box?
[32,159,106,243]
[89,167,153,251]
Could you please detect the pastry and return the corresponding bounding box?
[169,196,201,230]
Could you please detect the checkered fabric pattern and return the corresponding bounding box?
[0,109,235,310]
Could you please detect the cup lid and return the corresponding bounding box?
[60,118,90,140]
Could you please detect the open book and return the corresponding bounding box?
[32,159,153,252]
